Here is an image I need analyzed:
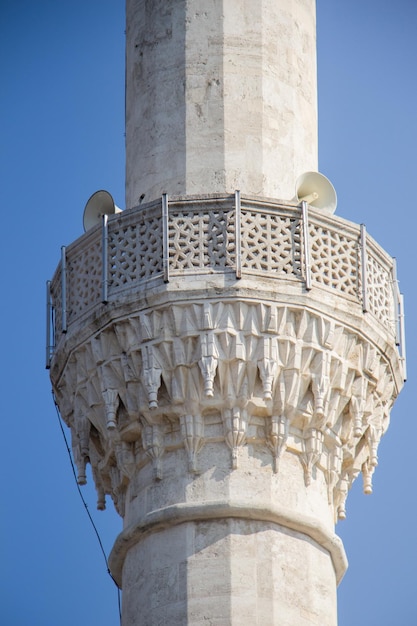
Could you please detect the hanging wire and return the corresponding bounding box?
[52,391,122,624]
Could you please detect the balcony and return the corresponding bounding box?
[46,193,405,379]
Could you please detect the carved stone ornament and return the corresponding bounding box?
[52,298,400,522]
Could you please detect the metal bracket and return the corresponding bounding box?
[162,193,169,283]
[301,201,312,290]
[235,190,242,279]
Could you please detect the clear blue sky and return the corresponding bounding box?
[1,1,416,625]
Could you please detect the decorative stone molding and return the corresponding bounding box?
[140,417,165,481]
[49,196,401,341]
[52,298,400,523]
[180,413,204,474]
[108,499,348,588]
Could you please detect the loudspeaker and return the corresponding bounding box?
[83,190,122,231]
[295,172,337,214]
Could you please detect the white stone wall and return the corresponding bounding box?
[122,520,337,625]
[118,445,339,625]
[125,0,318,207]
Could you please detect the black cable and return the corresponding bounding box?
[52,391,122,624]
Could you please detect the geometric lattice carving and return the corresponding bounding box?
[366,252,395,331]
[309,224,359,298]
[49,196,399,343]
[109,208,163,293]
[169,208,234,270]
[241,210,301,276]
[137,211,163,279]
[108,224,139,288]
[67,237,101,322]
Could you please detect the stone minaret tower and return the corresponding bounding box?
[48,2,405,624]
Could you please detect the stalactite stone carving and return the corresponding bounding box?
[51,290,403,525]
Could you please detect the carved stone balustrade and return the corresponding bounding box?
[49,195,400,337]
[48,194,405,609]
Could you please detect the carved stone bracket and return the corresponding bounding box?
[140,417,164,480]
[198,332,218,397]
[141,345,162,410]
[180,414,204,473]
[301,428,324,486]
[326,443,343,509]
[102,389,119,430]
[223,405,249,470]
[72,395,91,485]
[52,300,400,521]
[257,337,279,400]
[267,414,288,473]
[311,351,331,422]
[115,441,136,480]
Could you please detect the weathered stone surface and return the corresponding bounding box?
[121,520,338,626]
[125,0,318,207]
[49,195,403,624]
[49,0,405,622]
[52,292,399,517]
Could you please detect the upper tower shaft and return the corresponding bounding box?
[125,0,318,208]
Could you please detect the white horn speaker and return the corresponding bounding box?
[83,190,122,231]
[295,172,337,214]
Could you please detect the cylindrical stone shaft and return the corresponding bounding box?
[125,0,318,208]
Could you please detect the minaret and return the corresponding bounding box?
[48,2,405,625]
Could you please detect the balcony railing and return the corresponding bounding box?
[46,194,406,376]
